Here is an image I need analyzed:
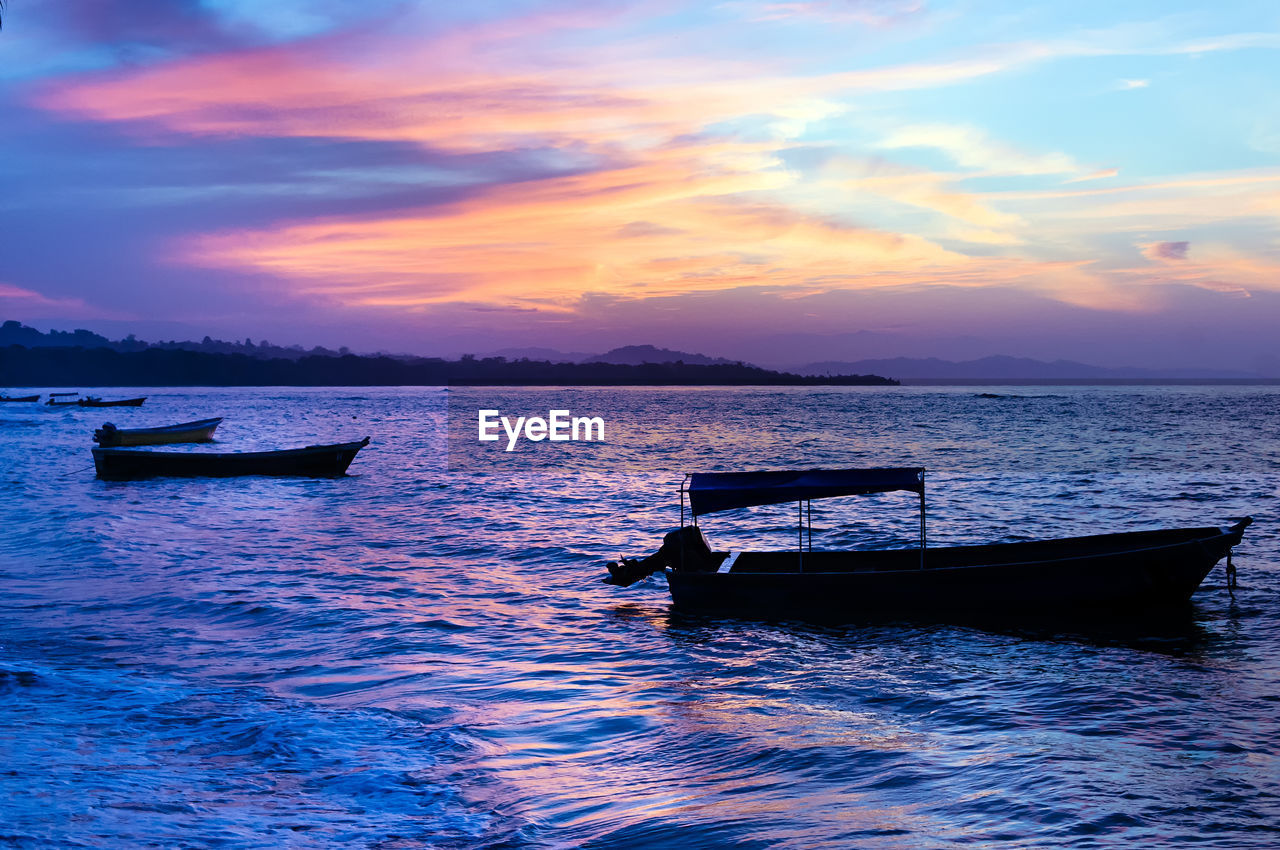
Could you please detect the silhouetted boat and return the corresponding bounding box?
[93,417,223,447]
[92,437,370,480]
[79,396,146,407]
[0,394,40,402]
[605,467,1253,620]
[47,394,81,406]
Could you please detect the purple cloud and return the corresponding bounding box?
[1143,241,1190,261]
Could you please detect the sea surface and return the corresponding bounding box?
[1,386,1277,848]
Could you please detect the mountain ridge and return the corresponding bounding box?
[6,320,1275,380]
[793,355,1262,380]
[581,344,740,367]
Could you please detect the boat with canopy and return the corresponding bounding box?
[605,467,1252,619]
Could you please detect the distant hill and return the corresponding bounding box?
[8,321,1267,383]
[489,346,593,363]
[583,344,741,366]
[795,355,1262,381]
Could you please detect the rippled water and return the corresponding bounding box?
[1,386,1277,848]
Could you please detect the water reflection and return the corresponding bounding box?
[2,386,1278,847]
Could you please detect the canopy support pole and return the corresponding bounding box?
[681,474,691,527]
[919,489,926,570]
[807,499,812,552]
[797,501,804,571]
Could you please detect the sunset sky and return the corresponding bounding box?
[2,1,1279,369]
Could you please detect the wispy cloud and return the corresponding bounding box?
[1064,168,1119,183]
[1119,241,1273,299]
[838,165,1026,241]
[875,123,1084,177]
[0,282,103,315]
[722,0,925,27]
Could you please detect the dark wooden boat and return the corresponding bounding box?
[79,396,146,407]
[0,394,40,402]
[605,467,1253,620]
[92,437,370,480]
[93,417,223,447]
[46,395,81,406]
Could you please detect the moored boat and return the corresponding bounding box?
[605,467,1253,620]
[46,394,81,406]
[0,394,40,402]
[93,417,223,447]
[92,437,370,480]
[79,396,146,407]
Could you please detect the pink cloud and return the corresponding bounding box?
[0,282,109,317]
[727,1,925,27]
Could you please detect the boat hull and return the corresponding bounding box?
[0,395,40,402]
[92,438,369,480]
[664,524,1247,620]
[94,417,223,447]
[79,397,146,407]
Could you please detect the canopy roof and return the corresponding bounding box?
[685,467,924,516]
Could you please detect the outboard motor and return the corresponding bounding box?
[605,525,722,586]
[660,525,718,571]
[93,422,118,446]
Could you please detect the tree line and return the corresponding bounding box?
[0,344,896,387]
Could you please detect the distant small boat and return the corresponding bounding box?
[46,395,82,406]
[92,437,370,480]
[606,467,1253,620]
[93,417,224,447]
[79,396,146,408]
[0,394,40,403]
[49,392,79,397]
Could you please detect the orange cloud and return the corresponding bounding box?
[176,148,985,309]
